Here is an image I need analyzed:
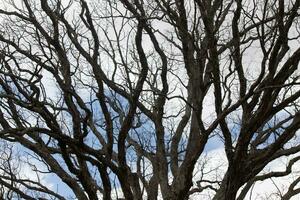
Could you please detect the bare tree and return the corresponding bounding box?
[0,0,300,199]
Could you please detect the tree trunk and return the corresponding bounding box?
[213,173,242,200]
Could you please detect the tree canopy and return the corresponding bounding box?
[0,0,300,199]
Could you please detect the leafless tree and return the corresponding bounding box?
[0,0,300,199]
